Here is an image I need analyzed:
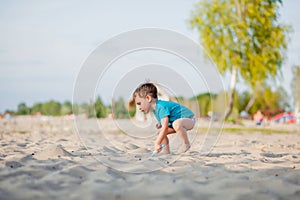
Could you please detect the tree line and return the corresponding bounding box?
[10,100,72,116]
[4,96,129,119]
[3,86,291,120]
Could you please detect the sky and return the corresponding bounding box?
[0,0,299,113]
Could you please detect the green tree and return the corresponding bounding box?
[237,90,251,112]
[113,97,129,119]
[31,103,42,115]
[190,0,290,119]
[291,65,300,114]
[94,96,107,118]
[60,101,72,115]
[213,91,228,115]
[247,86,289,114]
[4,109,16,115]
[79,101,94,118]
[72,103,86,116]
[41,100,61,116]
[17,102,30,115]
[194,93,215,116]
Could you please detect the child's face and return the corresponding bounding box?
[135,95,152,113]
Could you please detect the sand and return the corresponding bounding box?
[0,116,300,200]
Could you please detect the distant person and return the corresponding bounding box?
[253,110,264,125]
[133,83,195,154]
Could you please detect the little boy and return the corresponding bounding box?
[133,83,195,154]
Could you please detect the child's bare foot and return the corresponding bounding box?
[179,143,190,153]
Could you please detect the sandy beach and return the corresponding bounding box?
[0,116,300,199]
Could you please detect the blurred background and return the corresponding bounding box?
[0,0,299,124]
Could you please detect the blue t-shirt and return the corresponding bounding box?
[154,100,194,127]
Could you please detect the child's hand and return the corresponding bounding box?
[156,123,162,129]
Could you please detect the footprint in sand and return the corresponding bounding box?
[5,161,23,168]
[260,152,288,158]
[124,143,139,150]
[33,144,73,160]
[130,147,151,154]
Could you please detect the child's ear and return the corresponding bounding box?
[146,95,152,103]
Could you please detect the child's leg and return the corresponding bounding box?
[172,118,195,152]
[160,127,175,154]
[161,136,170,154]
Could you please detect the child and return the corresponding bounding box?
[133,83,195,154]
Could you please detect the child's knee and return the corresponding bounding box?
[172,120,183,131]
[172,118,194,131]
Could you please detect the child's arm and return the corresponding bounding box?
[154,117,169,152]
[156,123,162,129]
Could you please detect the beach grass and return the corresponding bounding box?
[198,126,300,134]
